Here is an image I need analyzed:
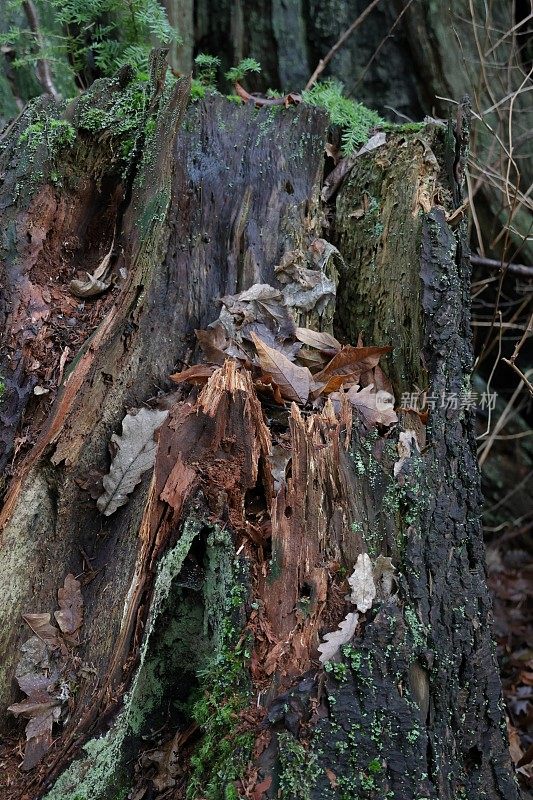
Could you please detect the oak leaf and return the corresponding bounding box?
[97,407,169,516]
[347,553,376,613]
[318,611,359,663]
[295,327,341,353]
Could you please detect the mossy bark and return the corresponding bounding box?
[0,69,519,800]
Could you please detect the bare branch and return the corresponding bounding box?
[304,0,383,91]
[22,0,60,102]
[470,254,533,278]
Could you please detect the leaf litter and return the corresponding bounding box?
[169,253,396,432]
[8,574,84,770]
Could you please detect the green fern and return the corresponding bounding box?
[302,80,383,155]
[2,0,178,90]
[225,57,261,84]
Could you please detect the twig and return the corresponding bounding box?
[304,0,383,91]
[501,311,533,396]
[502,359,533,396]
[22,0,60,101]
[470,254,533,277]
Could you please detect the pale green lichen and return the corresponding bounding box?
[44,520,200,800]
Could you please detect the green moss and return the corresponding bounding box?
[15,111,76,188]
[278,732,322,800]
[324,659,349,682]
[381,121,427,134]
[75,78,149,166]
[186,528,253,800]
[302,80,383,155]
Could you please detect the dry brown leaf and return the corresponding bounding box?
[314,345,391,384]
[346,384,398,427]
[69,238,115,298]
[22,613,60,642]
[97,407,169,516]
[195,324,228,365]
[310,372,358,401]
[54,574,83,638]
[8,635,62,770]
[251,332,311,404]
[295,327,341,353]
[252,776,273,800]
[170,364,217,384]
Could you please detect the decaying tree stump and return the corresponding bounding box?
[0,60,520,800]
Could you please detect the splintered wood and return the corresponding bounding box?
[152,360,360,683]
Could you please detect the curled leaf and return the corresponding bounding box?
[318,611,359,663]
[69,238,115,298]
[54,574,83,638]
[170,364,217,384]
[314,345,391,384]
[346,384,398,427]
[295,327,341,353]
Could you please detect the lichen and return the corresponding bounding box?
[278,732,322,800]
[44,520,200,800]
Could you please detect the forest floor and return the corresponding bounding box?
[486,518,533,793]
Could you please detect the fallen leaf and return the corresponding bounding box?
[8,635,61,771]
[22,614,59,643]
[69,238,115,298]
[281,270,336,315]
[8,699,61,771]
[314,345,391,384]
[346,384,398,427]
[195,324,228,365]
[251,332,311,404]
[169,364,217,384]
[295,327,341,353]
[97,407,169,516]
[318,611,359,663]
[356,131,387,156]
[54,574,83,638]
[220,284,295,340]
[347,553,376,613]
[310,373,358,401]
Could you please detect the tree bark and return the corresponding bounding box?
[0,62,519,800]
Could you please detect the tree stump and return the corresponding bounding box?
[0,63,519,800]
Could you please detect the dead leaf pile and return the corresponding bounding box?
[8,574,84,771]
[170,265,396,429]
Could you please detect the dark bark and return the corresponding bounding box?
[0,61,519,800]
